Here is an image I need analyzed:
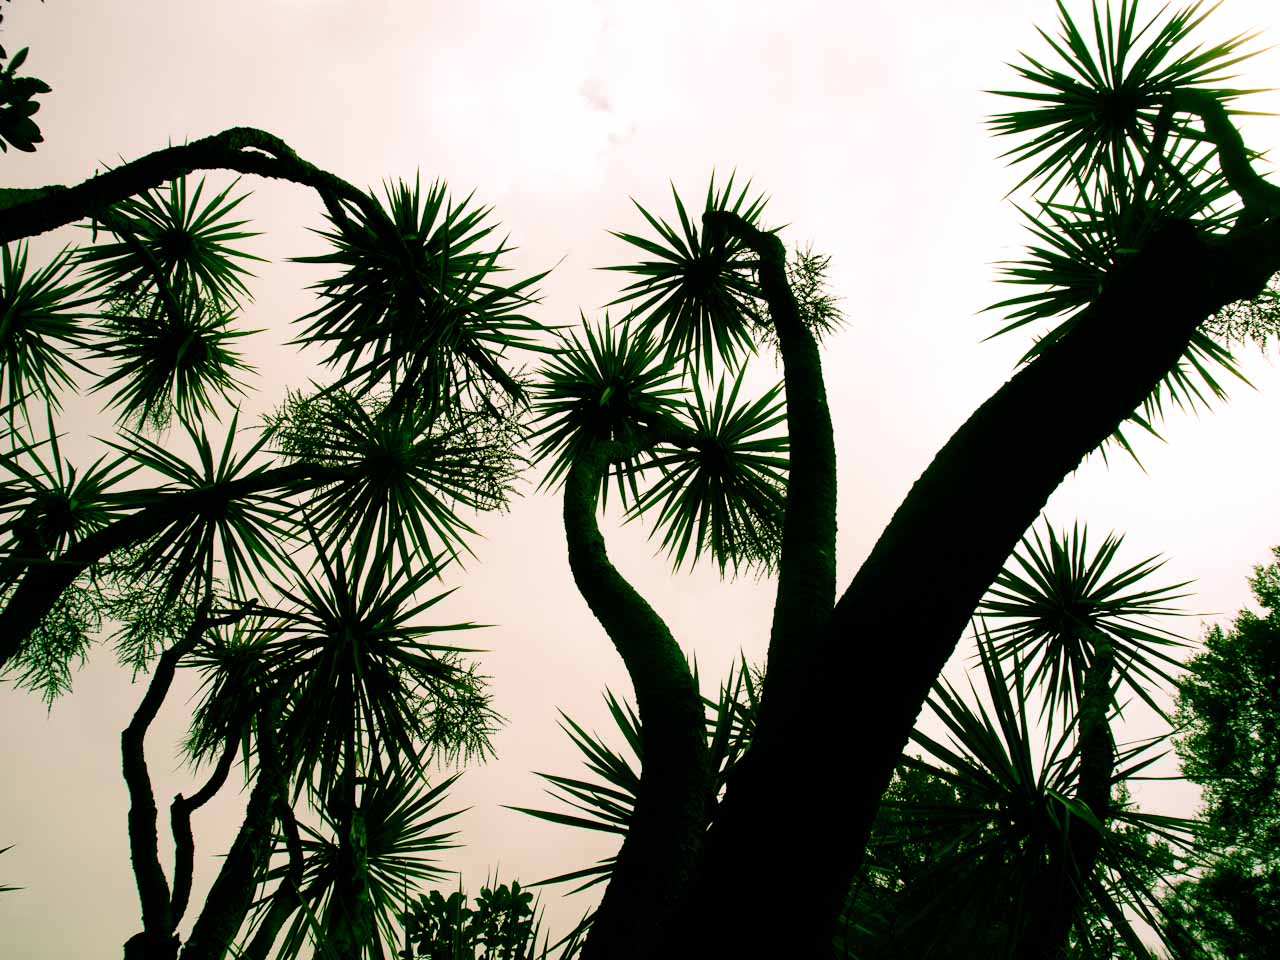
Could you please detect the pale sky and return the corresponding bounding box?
[3,1,1280,956]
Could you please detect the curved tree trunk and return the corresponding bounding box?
[683,212,1280,958]
[564,445,711,960]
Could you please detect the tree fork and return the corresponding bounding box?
[686,205,1280,957]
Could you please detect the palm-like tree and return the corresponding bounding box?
[0,152,539,958]
[869,521,1199,959]
[4,2,1280,957]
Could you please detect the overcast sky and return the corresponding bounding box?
[3,0,1280,956]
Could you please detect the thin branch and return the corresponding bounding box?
[169,736,238,927]
[1167,90,1280,215]
[0,127,383,244]
[0,460,347,672]
[121,594,215,940]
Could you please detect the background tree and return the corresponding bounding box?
[1163,547,1280,958]
[0,118,545,959]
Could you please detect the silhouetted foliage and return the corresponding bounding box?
[3,1,1280,958]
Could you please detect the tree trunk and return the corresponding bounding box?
[564,446,711,960]
[682,216,1280,958]
[1018,635,1118,960]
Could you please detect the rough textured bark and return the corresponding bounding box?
[703,211,838,696]
[0,127,379,245]
[683,209,1280,958]
[565,445,711,960]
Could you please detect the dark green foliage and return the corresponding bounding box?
[602,173,770,373]
[266,771,463,960]
[0,243,95,407]
[292,176,548,409]
[988,0,1263,198]
[1,577,101,705]
[400,878,552,960]
[77,177,262,309]
[104,413,291,602]
[266,387,523,577]
[0,414,135,570]
[629,372,787,574]
[75,177,262,426]
[531,317,682,500]
[980,521,1190,718]
[986,0,1269,454]
[0,41,50,153]
[259,539,497,798]
[93,291,255,429]
[1165,547,1280,958]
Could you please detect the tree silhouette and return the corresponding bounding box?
[3,1,1280,958]
[1164,547,1280,958]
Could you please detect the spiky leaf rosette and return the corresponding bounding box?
[76,175,263,309]
[262,770,463,960]
[629,370,788,575]
[602,172,770,373]
[0,243,95,409]
[979,520,1190,719]
[104,412,292,602]
[0,412,134,574]
[890,630,1200,958]
[292,176,547,411]
[92,291,255,428]
[988,163,1249,454]
[531,316,682,503]
[989,0,1265,200]
[259,536,495,801]
[267,387,523,577]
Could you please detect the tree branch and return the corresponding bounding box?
[687,207,1280,957]
[0,127,383,245]
[181,704,289,960]
[122,596,216,945]
[1166,90,1280,216]
[563,444,710,960]
[702,210,837,712]
[0,460,347,672]
[169,736,238,927]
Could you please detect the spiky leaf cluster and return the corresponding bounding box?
[0,243,95,409]
[267,387,523,576]
[603,173,769,374]
[979,521,1190,718]
[262,770,463,960]
[75,176,262,425]
[891,630,1200,958]
[293,176,547,410]
[531,318,682,501]
[631,372,787,575]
